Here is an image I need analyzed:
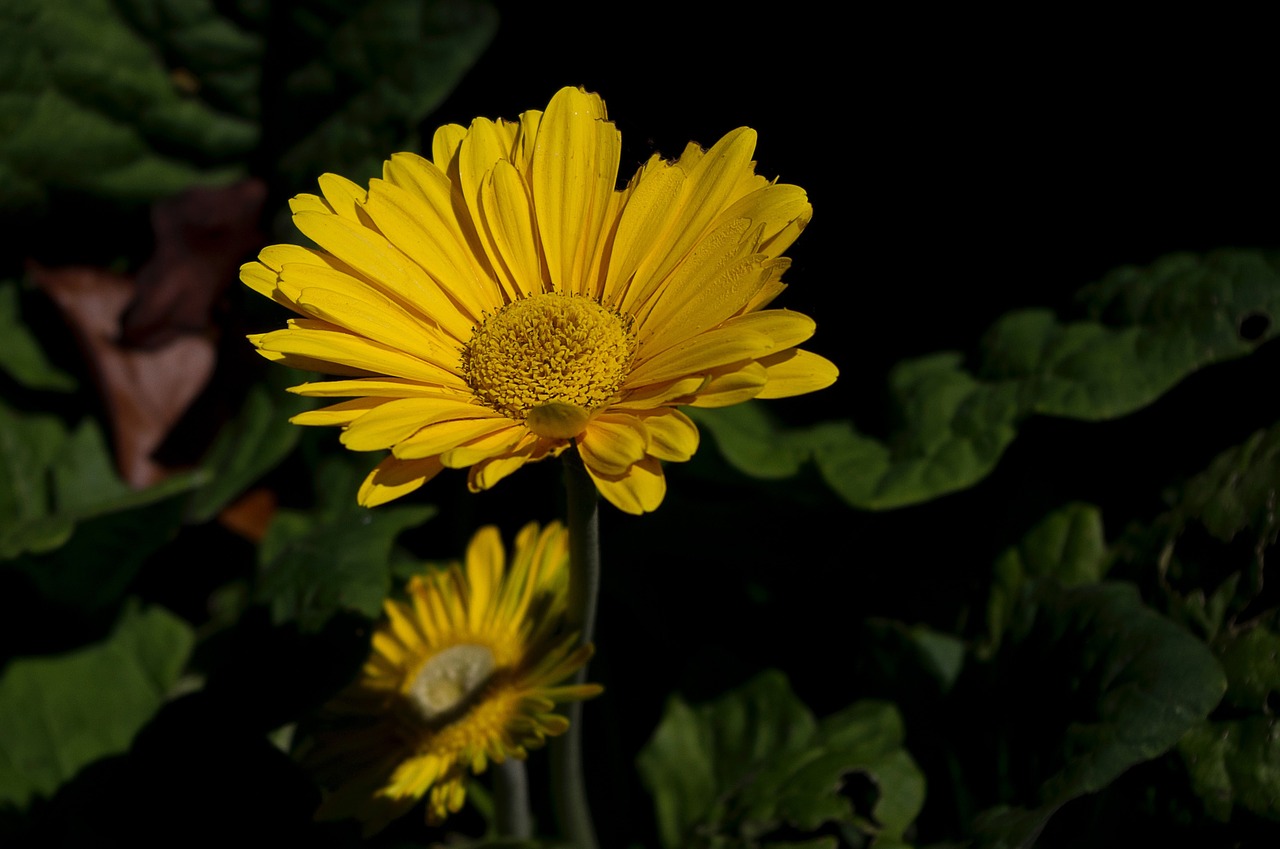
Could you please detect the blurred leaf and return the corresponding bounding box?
[0,0,253,212]
[1216,623,1280,712]
[1175,423,1280,545]
[186,369,316,524]
[0,602,194,808]
[0,281,75,391]
[986,503,1109,647]
[637,670,924,849]
[256,459,435,631]
[0,404,203,562]
[278,0,498,187]
[1179,716,1280,822]
[973,582,1226,848]
[1177,717,1280,824]
[698,250,1280,510]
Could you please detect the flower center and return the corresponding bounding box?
[408,643,496,721]
[460,293,636,435]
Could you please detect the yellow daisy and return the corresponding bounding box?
[298,520,600,834]
[242,85,838,513]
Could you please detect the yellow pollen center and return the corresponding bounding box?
[461,293,636,430]
[409,644,496,721]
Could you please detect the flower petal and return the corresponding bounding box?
[627,326,773,387]
[686,361,768,408]
[357,455,445,507]
[255,320,466,388]
[635,409,699,462]
[755,349,840,398]
[577,414,649,476]
[392,416,520,460]
[340,397,495,452]
[533,87,619,296]
[584,455,666,514]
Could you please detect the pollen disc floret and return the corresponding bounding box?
[408,644,496,722]
[461,293,636,424]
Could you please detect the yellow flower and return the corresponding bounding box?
[242,86,838,513]
[298,520,599,834]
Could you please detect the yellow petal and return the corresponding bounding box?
[577,414,649,476]
[431,123,467,172]
[291,397,391,427]
[620,127,758,314]
[721,308,815,348]
[358,455,444,507]
[755,349,839,398]
[615,375,708,410]
[685,361,768,408]
[288,270,458,369]
[479,160,544,297]
[341,397,495,451]
[318,172,369,222]
[636,409,699,462]
[584,454,666,514]
[465,526,504,631]
[627,326,773,387]
[364,170,497,319]
[532,87,619,295]
[439,423,527,467]
[292,211,474,342]
[392,416,520,460]
[255,320,466,388]
[468,450,532,491]
[287,377,472,399]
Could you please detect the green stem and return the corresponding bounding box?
[551,451,600,849]
[494,759,532,839]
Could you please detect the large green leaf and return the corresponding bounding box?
[277,0,498,188]
[0,0,254,211]
[0,404,203,562]
[637,671,924,849]
[696,250,1280,510]
[0,281,75,392]
[972,582,1226,848]
[0,602,193,808]
[1180,717,1280,823]
[256,458,435,631]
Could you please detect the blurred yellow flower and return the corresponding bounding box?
[298,521,599,833]
[243,86,837,512]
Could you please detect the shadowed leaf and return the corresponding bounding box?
[0,602,194,808]
[638,671,924,849]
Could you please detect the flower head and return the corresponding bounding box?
[298,521,599,834]
[243,86,837,512]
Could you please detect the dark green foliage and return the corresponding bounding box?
[695,250,1280,510]
[637,672,924,849]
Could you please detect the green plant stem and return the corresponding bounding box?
[551,452,600,849]
[494,759,532,839]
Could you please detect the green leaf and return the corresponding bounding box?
[277,0,497,188]
[186,370,316,524]
[697,250,1280,510]
[1179,716,1280,822]
[0,602,194,808]
[1176,424,1280,544]
[986,503,1109,647]
[973,582,1226,848]
[637,670,924,849]
[1216,623,1280,713]
[256,458,435,631]
[0,0,254,211]
[0,403,204,561]
[0,281,75,391]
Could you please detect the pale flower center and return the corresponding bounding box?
[461,293,636,436]
[408,643,496,721]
